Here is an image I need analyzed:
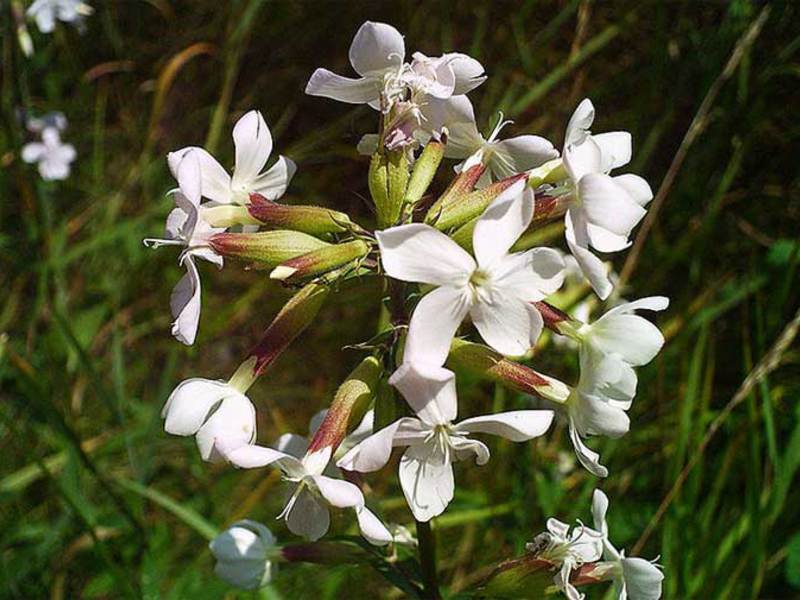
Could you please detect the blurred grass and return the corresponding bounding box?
[1,0,799,598]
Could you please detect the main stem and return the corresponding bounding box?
[415,520,441,599]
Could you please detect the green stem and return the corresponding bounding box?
[416,520,441,599]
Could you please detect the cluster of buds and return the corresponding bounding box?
[147,21,668,597]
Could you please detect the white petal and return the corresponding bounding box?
[444,53,487,95]
[22,142,46,164]
[311,475,363,508]
[286,488,330,541]
[355,506,393,546]
[492,247,565,301]
[450,437,490,465]
[564,137,603,182]
[226,444,304,475]
[565,98,595,147]
[470,293,543,357]
[571,389,630,438]
[195,395,256,462]
[213,558,269,590]
[586,223,632,253]
[578,174,646,236]
[607,297,670,316]
[591,489,609,535]
[621,557,664,600]
[472,181,531,267]
[568,422,608,478]
[490,136,559,179]
[403,285,472,367]
[565,211,613,300]
[170,257,202,345]
[399,443,454,522]
[305,69,382,104]
[589,315,665,366]
[349,21,405,76]
[337,417,425,472]
[613,174,653,206]
[162,378,229,435]
[390,363,459,425]
[376,224,474,286]
[594,131,632,171]
[455,410,554,442]
[169,147,232,205]
[275,433,309,458]
[176,151,203,207]
[251,156,296,200]
[232,111,272,189]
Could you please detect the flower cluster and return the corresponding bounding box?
[22,112,76,181]
[146,21,668,597]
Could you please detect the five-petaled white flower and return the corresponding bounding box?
[22,127,76,181]
[566,297,668,477]
[27,0,93,33]
[377,179,565,367]
[162,378,256,462]
[432,95,559,183]
[209,520,277,590]
[168,110,295,206]
[337,362,554,522]
[560,99,653,299]
[144,151,225,345]
[526,510,603,600]
[592,490,664,600]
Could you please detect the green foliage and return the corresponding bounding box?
[1,1,798,598]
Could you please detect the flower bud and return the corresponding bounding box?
[369,150,409,228]
[404,139,445,209]
[424,163,485,226]
[247,283,330,377]
[532,301,580,337]
[270,239,370,283]
[447,338,570,403]
[208,230,330,268]
[209,520,277,589]
[307,356,382,455]
[247,193,353,236]
[430,172,528,231]
[475,555,556,598]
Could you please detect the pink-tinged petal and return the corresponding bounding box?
[565,98,595,147]
[455,410,554,442]
[398,444,454,522]
[286,488,330,540]
[472,181,531,267]
[444,53,487,95]
[568,422,608,478]
[355,506,393,546]
[170,256,202,345]
[470,293,543,358]
[349,21,405,76]
[232,111,272,189]
[22,142,46,164]
[337,417,425,473]
[389,363,458,425]
[578,173,646,236]
[403,285,472,367]
[563,137,603,182]
[593,131,632,171]
[565,210,613,300]
[376,224,474,286]
[251,156,296,200]
[162,378,230,435]
[195,395,256,462]
[305,69,382,104]
[613,173,653,206]
[226,444,304,475]
[311,475,363,508]
[490,136,559,179]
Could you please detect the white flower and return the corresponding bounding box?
[435,96,558,183]
[566,297,668,477]
[162,378,256,463]
[26,112,67,133]
[144,151,225,345]
[168,110,295,206]
[561,99,653,299]
[27,0,92,33]
[22,127,76,181]
[377,180,565,367]
[209,520,277,590]
[226,440,391,545]
[526,517,603,600]
[592,490,664,600]
[338,362,554,521]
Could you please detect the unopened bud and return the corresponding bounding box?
[270,239,370,283]
[431,172,528,231]
[369,150,409,228]
[404,139,445,209]
[533,301,580,338]
[209,520,277,590]
[307,356,382,454]
[476,555,555,598]
[247,193,353,236]
[247,283,330,377]
[208,230,330,268]
[447,338,570,403]
[424,164,485,226]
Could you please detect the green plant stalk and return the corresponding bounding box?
[416,520,441,600]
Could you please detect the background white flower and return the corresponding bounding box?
[27,0,93,34]
[22,127,76,181]
[209,520,276,590]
